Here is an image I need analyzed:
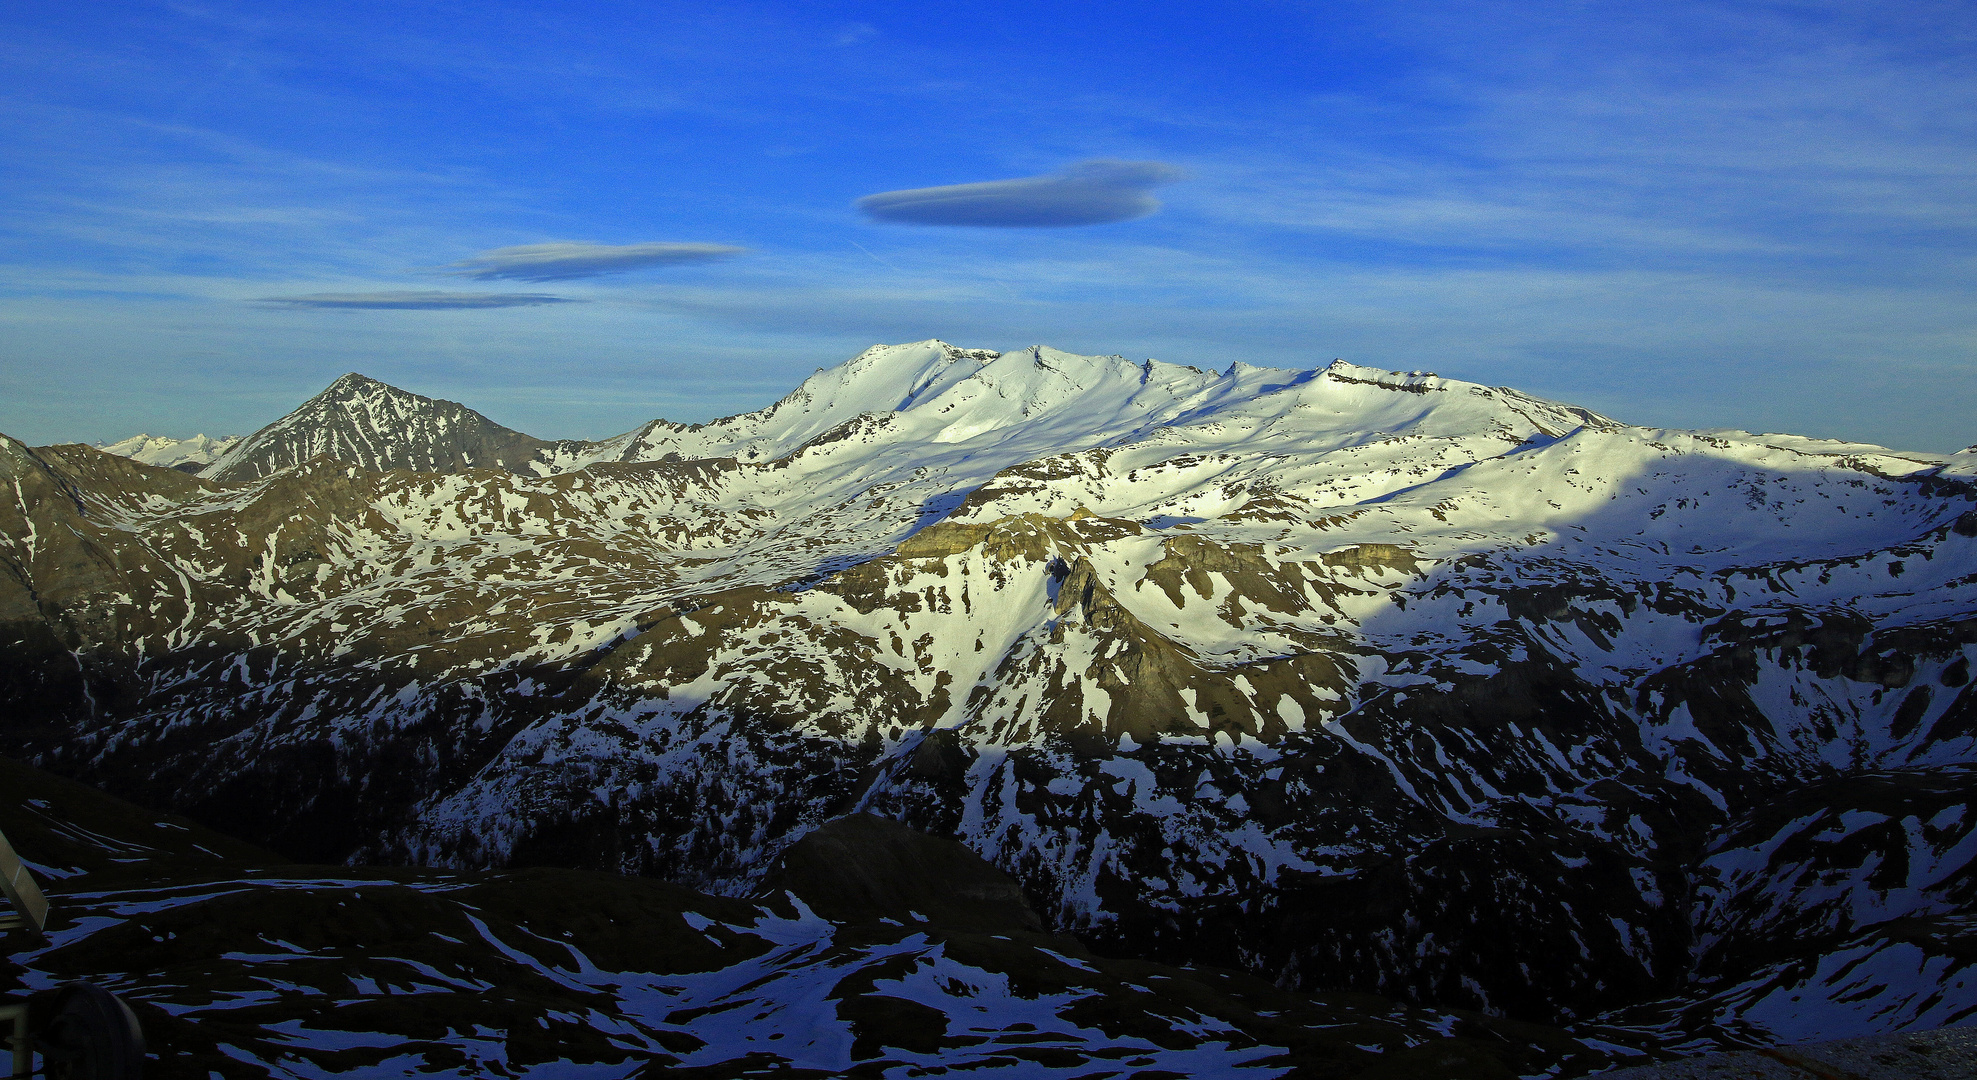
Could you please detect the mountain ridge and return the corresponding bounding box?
[105,340,1630,489]
[12,340,1977,1051]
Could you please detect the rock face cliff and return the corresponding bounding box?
[6,340,1974,1046]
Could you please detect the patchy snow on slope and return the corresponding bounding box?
[9,340,1977,1052]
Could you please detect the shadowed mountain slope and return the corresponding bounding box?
[758,812,1045,933]
[0,755,1637,1079]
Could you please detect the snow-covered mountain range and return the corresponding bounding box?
[11,340,1976,1051]
[94,431,241,471]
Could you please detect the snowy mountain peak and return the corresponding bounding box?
[784,339,999,417]
[1222,359,1287,379]
[1321,357,1444,388]
[206,373,548,482]
[325,371,387,392]
[583,342,1192,468]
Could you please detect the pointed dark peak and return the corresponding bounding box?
[205,374,553,483]
[315,372,423,403]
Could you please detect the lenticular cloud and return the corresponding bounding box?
[254,291,582,310]
[856,160,1183,227]
[446,241,748,282]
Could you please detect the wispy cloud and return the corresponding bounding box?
[857,161,1184,227]
[442,241,748,282]
[833,22,877,47]
[254,291,582,309]
[4,2,1974,454]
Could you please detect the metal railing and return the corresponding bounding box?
[2,827,145,1079]
[0,829,47,938]
[0,1003,25,1078]
[1,828,46,1077]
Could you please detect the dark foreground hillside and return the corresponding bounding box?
[0,756,1644,1079]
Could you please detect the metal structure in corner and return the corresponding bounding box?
[1,827,146,1080]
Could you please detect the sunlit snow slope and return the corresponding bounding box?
[4,340,1973,1047]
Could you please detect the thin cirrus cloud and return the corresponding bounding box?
[857,160,1184,228]
[443,241,750,282]
[254,291,584,310]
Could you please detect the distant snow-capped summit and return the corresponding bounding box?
[95,432,243,472]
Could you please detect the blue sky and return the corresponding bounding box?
[3,1,1974,451]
